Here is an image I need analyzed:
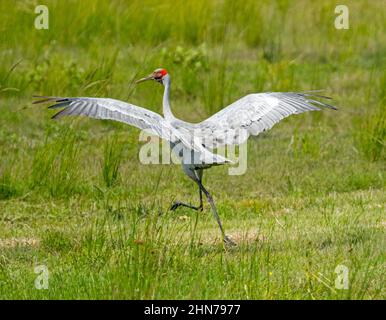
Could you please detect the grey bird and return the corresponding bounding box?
[34,68,337,246]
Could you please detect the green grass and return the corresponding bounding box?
[0,0,385,299]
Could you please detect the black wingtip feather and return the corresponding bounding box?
[51,108,68,119]
[48,101,71,109]
[32,95,69,105]
[295,91,337,110]
[298,90,333,100]
[308,99,338,110]
[33,97,57,104]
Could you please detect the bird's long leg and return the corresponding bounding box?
[195,169,203,211]
[196,179,236,247]
[170,169,203,212]
[176,166,235,246]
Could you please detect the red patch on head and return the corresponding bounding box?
[159,69,168,76]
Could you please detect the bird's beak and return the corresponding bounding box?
[135,74,154,84]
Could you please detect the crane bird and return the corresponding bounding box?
[34,68,336,246]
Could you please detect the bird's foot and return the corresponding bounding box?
[224,234,237,247]
[170,201,203,212]
[170,201,182,211]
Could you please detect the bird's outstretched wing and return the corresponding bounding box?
[34,96,231,165]
[195,92,337,148]
[33,96,172,139]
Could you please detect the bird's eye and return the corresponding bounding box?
[154,73,163,82]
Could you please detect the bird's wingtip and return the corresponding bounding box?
[32,95,56,104]
[32,95,69,105]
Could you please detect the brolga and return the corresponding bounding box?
[34,68,337,246]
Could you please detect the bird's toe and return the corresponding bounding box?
[224,235,237,247]
[170,202,181,211]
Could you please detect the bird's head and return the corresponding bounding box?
[135,68,169,85]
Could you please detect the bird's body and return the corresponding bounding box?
[34,68,336,246]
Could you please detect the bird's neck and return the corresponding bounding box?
[162,75,175,121]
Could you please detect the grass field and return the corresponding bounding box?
[0,0,385,299]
